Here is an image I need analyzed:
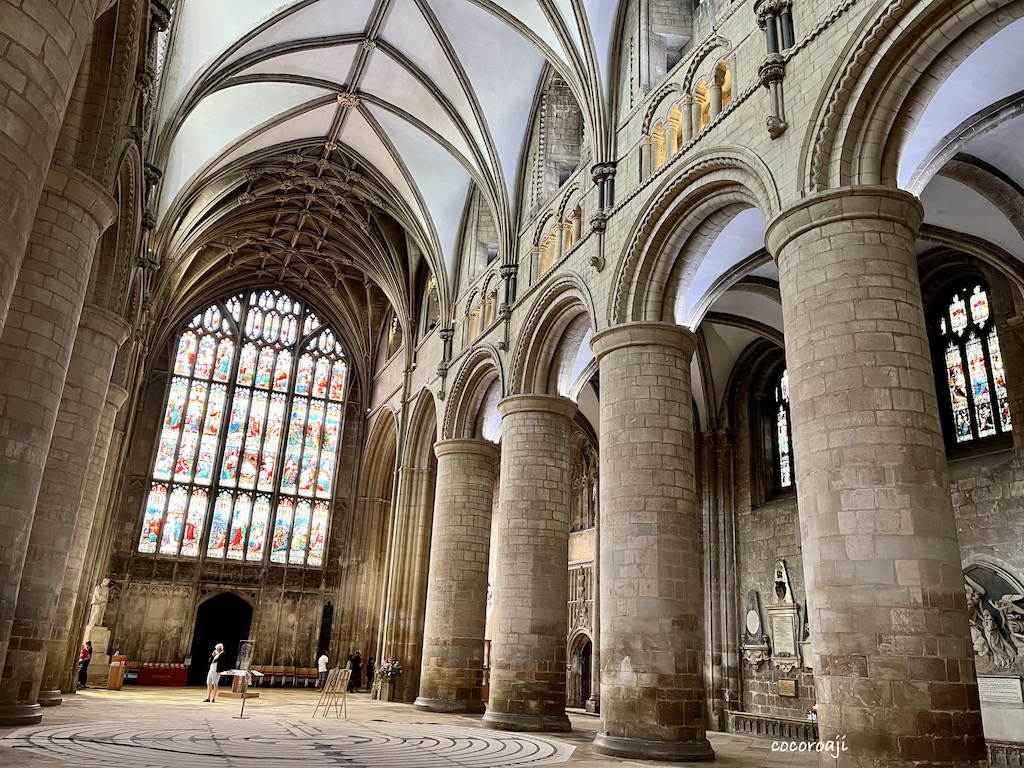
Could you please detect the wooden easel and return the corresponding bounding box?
[312,668,351,718]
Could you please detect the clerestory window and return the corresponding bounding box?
[137,289,348,567]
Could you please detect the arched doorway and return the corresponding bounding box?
[566,633,593,708]
[580,640,592,702]
[188,592,253,685]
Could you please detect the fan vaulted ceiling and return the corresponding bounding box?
[153,0,620,318]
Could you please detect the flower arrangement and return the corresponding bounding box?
[372,658,402,690]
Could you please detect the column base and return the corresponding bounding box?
[482,710,571,732]
[413,697,485,714]
[0,703,43,726]
[593,733,715,762]
[36,689,63,707]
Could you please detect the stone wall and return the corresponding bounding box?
[736,497,816,719]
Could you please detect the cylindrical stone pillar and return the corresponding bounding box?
[709,83,723,118]
[765,186,986,768]
[415,438,499,713]
[483,394,575,733]
[27,308,128,709]
[682,98,694,143]
[0,0,100,333]
[0,165,116,721]
[590,322,714,762]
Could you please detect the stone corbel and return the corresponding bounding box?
[742,636,771,670]
[759,54,788,139]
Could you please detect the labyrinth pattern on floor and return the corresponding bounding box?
[4,718,575,767]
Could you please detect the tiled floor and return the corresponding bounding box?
[0,687,819,768]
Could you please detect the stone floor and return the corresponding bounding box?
[0,687,819,768]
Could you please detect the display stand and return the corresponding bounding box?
[313,668,351,719]
[224,670,263,719]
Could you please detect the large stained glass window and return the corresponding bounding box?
[937,283,1012,445]
[774,369,794,489]
[138,290,347,567]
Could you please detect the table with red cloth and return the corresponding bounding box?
[137,663,188,686]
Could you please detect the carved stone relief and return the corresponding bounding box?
[965,565,1024,674]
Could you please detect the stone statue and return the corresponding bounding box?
[981,609,1016,669]
[965,578,988,658]
[994,594,1024,653]
[88,578,111,628]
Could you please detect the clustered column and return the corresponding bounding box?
[483,394,575,733]
[44,381,130,699]
[0,0,100,330]
[22,306,128,708]
[590,322,714,762]
[0,165,116,713]
[766,186,986,768]
[415,438,499,713]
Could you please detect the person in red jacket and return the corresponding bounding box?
[77,641,92,689]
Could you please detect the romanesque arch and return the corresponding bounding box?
[510,275,596,396]
[609,147,779,326]
[442,346,505,441]
[803,0,1024,192]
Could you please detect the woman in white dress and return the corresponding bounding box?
[205,643,225,702]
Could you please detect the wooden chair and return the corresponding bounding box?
[283,665,297,687]
[270,665,285,686]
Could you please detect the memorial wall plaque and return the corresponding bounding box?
[777,679,797,697]
[771,614,796,656]
[977,676,1024,705]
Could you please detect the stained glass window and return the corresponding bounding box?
[936,283,1012,445]
[139,290,348,567]
[774,369,794,489]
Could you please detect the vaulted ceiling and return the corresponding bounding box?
[152,0,621,337]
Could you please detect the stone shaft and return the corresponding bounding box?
[0,0,99,332]
[765,186,986,768]
[415,438,499,713]
[590,322,714,762]
[0,165,115,724]
[483,394,575,733]
[29,309,128,707]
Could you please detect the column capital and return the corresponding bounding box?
[591,321,695,362]
[80,304,131,347]
[43,163,117,233]
[433,438,500,463]
[498,393,576,420]
[766,185,923,258]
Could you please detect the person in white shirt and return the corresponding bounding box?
[317,651,329,689]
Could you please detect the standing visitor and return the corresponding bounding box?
[205,643,226,702]
[77,641,93,689]
[365,656,375,691]
[317,650,329,689]
[347,651,363,692]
